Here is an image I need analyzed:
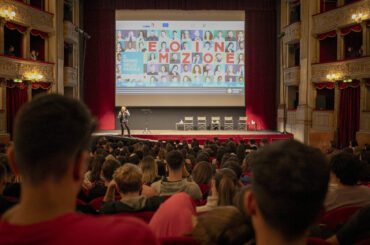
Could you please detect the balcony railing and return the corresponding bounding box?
[0,0,53,33]
[283,21,301,44]
[64,20,78,44]
[284,66,300,86]
[311,56,370,83]
[0,55,54,82]
[312,0,370,34]
[64,66,77,87]
[312,110,335,131]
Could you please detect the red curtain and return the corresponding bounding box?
[31,29,48,39]
[31,82,51,89]
[83,0,277,130]
[5,22,26,34]
[320,35,337,62]
[341,24,361,36]
[6,82,28,136]
[315,82,334,90]
[318,30,336,40]
[338,83,360,148]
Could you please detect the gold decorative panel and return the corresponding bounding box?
[283,21,301,44]
[64,66,77,87]
[64,21,78,44]
[284,66,300,86]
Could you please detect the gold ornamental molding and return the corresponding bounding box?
[63,66,77,87]
[63,21,78,44]
[312,0,370,35]
[284,66,300,86]
[359,112,370,132]
[312,110,335,131]
[0,55,54,82]
[283,21,301,44]
[0,0,53,33]
[311,56,370,83]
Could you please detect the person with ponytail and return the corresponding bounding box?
[197,168,239,212]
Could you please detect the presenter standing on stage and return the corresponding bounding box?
[118,106,131,137]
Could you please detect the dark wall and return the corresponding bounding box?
[115,107,245,130]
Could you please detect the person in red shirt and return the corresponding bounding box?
[0,94,160,245]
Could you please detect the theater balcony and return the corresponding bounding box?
[311,56,370,83]
[63,20,78,44]
[64,66,77,87]
[0,0,54,33]
[284,66,300,86]
[283,21,301,44]
[0,55,54,82]
[312,0,370,34]
[312,110,336,131]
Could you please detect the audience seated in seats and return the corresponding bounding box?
[149,193,196,237]
[190,206,254,245]
[325,152,370,212]
[326,205,370,245]
[151,151,202,200]
[100,163,165,214]
[241,151,257,184]
[197,168,239,213]
[140,155,161,185]
[191,161,214,198]
[244,140,330,245]
[0,94,160,245]
[0,155,17,214]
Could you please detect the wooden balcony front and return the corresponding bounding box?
[312,110,335,131]
[283,21,301,44]
[64,20,78,44]
[64,66,77,87]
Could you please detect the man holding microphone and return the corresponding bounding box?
[118,106,131,137]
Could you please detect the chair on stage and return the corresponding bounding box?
[197,116,207,130]
[238,116,248,130]
[184,117,194,130]
[224,117,234,130]
[211,116,221,130]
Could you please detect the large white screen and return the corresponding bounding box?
[115,10,245,107]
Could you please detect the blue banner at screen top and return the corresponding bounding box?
[122,52,144,74]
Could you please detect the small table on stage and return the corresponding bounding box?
[176,123,185,130]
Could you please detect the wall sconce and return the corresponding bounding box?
[0,10,16,20]
[326,74,336,81]
[13,79,22,83]
[25,74,43,81]
[352,13,364,23]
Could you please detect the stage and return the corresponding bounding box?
[93,130,293,144]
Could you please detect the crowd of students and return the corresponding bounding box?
[0,94,369,244]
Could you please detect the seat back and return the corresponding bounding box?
[115,211,155,223]
[161,236,200,245]
[89,195,121,211]
[211,116,220,121]
[239,116,248,122]
[321,206,362,231]
[354,239,370,245]
[197,116,206,122]
[224,116,233,122]
[307,237,332,245]
[184,117,193,122]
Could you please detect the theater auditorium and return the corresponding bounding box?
[0,0,369,244]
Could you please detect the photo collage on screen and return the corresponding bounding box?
[116,28,245,88]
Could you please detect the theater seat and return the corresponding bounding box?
[321,206,362,231]
[76,199,86,205]
[197,184,211,196]
[307,237,331,245]
[354,239,370,245]
[160,236,200,245]
[114,211,155,223]
[89,195,121,211]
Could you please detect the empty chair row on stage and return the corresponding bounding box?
[176,116,255,130]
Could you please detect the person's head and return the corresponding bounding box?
[227,42,234,50]
[172,65,178,72]
[101,159,120,182]
[222,160,242,180]
[171,53,177,60]
[138,31,144,37]
[121,106,126,112]
[183,42,188,49]
[161,42,166,49]
[138,42,144,49]
[194,30,200,37]
[216,65,221,72]
[245,140,329,242]
[9,45,14,52]
[172,30,177,37]
[150,76,156,82]
[216,53,222,61]
[190,206,254,245]
[149,30,155,37]
[350,139,358,147]
[114,163,142,194]
[330,152,361,186]
[192,161,213,185]
[217,31,223,38]
[183,76,190,82]
[227,31,234,38]
[160,65,166,72]
[214,168,239,206]
[127,42,132,49]
[239,41,244,50]
[160,30,166,37]
[165,150,184,171]
[128,153,140,165]
[150,53,156,60]
[9,94,95,194]
[139,155,157,185]
[347,46,352,52]
[183,64,189,72]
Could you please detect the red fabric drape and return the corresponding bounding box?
[320,35,337,62]
[31,29,48,39]
[338,85,360,147]
[315,82,335,90]
[83,0,276,130]
[341,24,361,36]
[31,82,51,89]
[318,30,336,40]
[6,82,28,137]
[5,22,26,33]
[338,80,360,89]
[30,34,45,61]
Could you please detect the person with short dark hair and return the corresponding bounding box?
[151,151,202,200]
[100,164,164,214]
[0,94,159,245]
[325,152,370,212]
[244,140,330,245]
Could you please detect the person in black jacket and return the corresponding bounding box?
[100,163,164,214]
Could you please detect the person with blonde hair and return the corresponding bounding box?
[140,156,160,185]
[100,163,164,214]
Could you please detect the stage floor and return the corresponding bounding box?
[94,130,293,143]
